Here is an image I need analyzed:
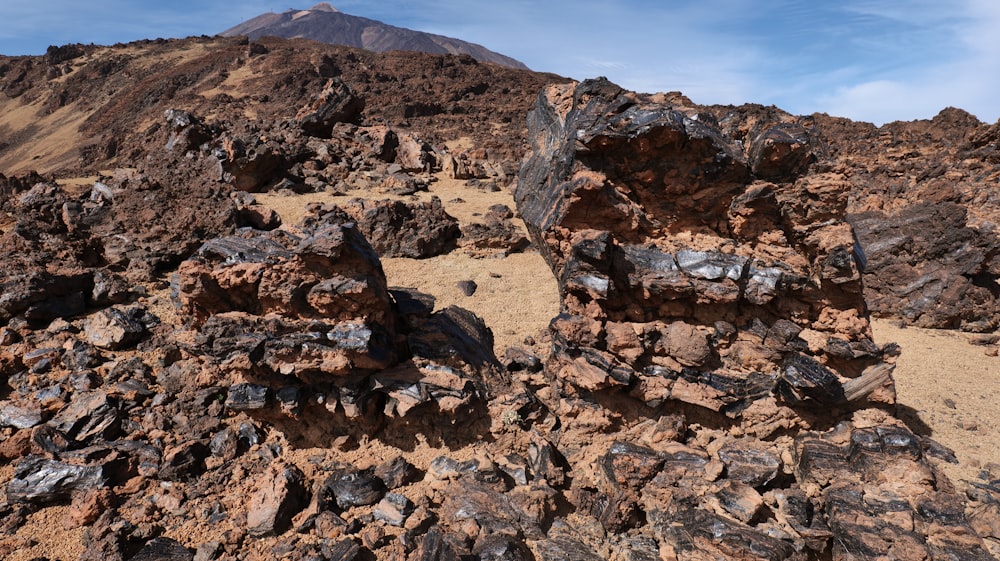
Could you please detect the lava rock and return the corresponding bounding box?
[456,280,477,296]
[7,455,106,504]
[247,463,310,537]
[373,493,414,527]
[85,307,148,350]
[225,383,270,411]
[319,467,385,511]
[310,197,461,259]
[130,537,194,561]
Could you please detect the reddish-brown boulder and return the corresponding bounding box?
[516,78,891,430]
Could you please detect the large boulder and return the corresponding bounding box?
[174,222,394,328]
[516,78,891,431]
[513,77,994,561]
[850,202,1000,331]
[300,197,461,259]
[296,78,365,137]
[172,217,503,430]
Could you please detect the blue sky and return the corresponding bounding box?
[0,1,997,125]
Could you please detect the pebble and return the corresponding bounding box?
[457,280,478,296]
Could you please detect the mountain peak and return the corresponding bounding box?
[308,2,339,12]
[221,5,529,70]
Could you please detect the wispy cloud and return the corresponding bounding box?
[806,0,1000,123]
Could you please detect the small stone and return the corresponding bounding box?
[319,467,385,511]
[960,420,980,431]
[225,383,270,411]
[716,480,763,523]
[84,307,148,350]
[7,456,106,504]
[360,525,387,550]
[193,542,222,561]
[48,391,122,443]
[246,463,310,537]
[457,280,478,296]
[63,489,114,529]
[158,441,210,482]
[373,493,414,527]
[210,427,238,460]
[129,537,194,561]
[0,400,44,429]
[374,457,419,489]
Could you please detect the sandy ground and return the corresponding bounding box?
[872,320,1000,484]
[256,173,561,354]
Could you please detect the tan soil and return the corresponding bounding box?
[872,319,1000,484]
[256,172,560,354]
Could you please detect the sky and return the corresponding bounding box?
[0,1,997,126]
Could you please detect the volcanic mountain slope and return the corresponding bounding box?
[0,35,559,177]
[221,3,529,70]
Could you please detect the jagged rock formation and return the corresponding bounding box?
[221,3,530,70]
[171,217,502,427]
[516,78,891,427]
[513,78,996,560]
[706,104,1000,331]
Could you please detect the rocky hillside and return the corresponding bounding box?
[220,3,529,70]
[0,35,998,561]
[0,35,557,178]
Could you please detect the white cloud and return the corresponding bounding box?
[801,0,1000,123]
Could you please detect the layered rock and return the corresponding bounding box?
[514,79,994,560]
[850,201,1000,330]
[709,104,1000,330]
[172,216,502,430]
[516,78,891,432]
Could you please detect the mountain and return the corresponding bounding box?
[0,36,559,176]
[221,3,529,70]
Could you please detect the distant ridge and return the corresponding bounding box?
[221,3,529,70]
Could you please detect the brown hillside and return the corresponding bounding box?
[0,36,562,176]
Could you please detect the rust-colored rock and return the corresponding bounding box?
[516,78,891,432]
